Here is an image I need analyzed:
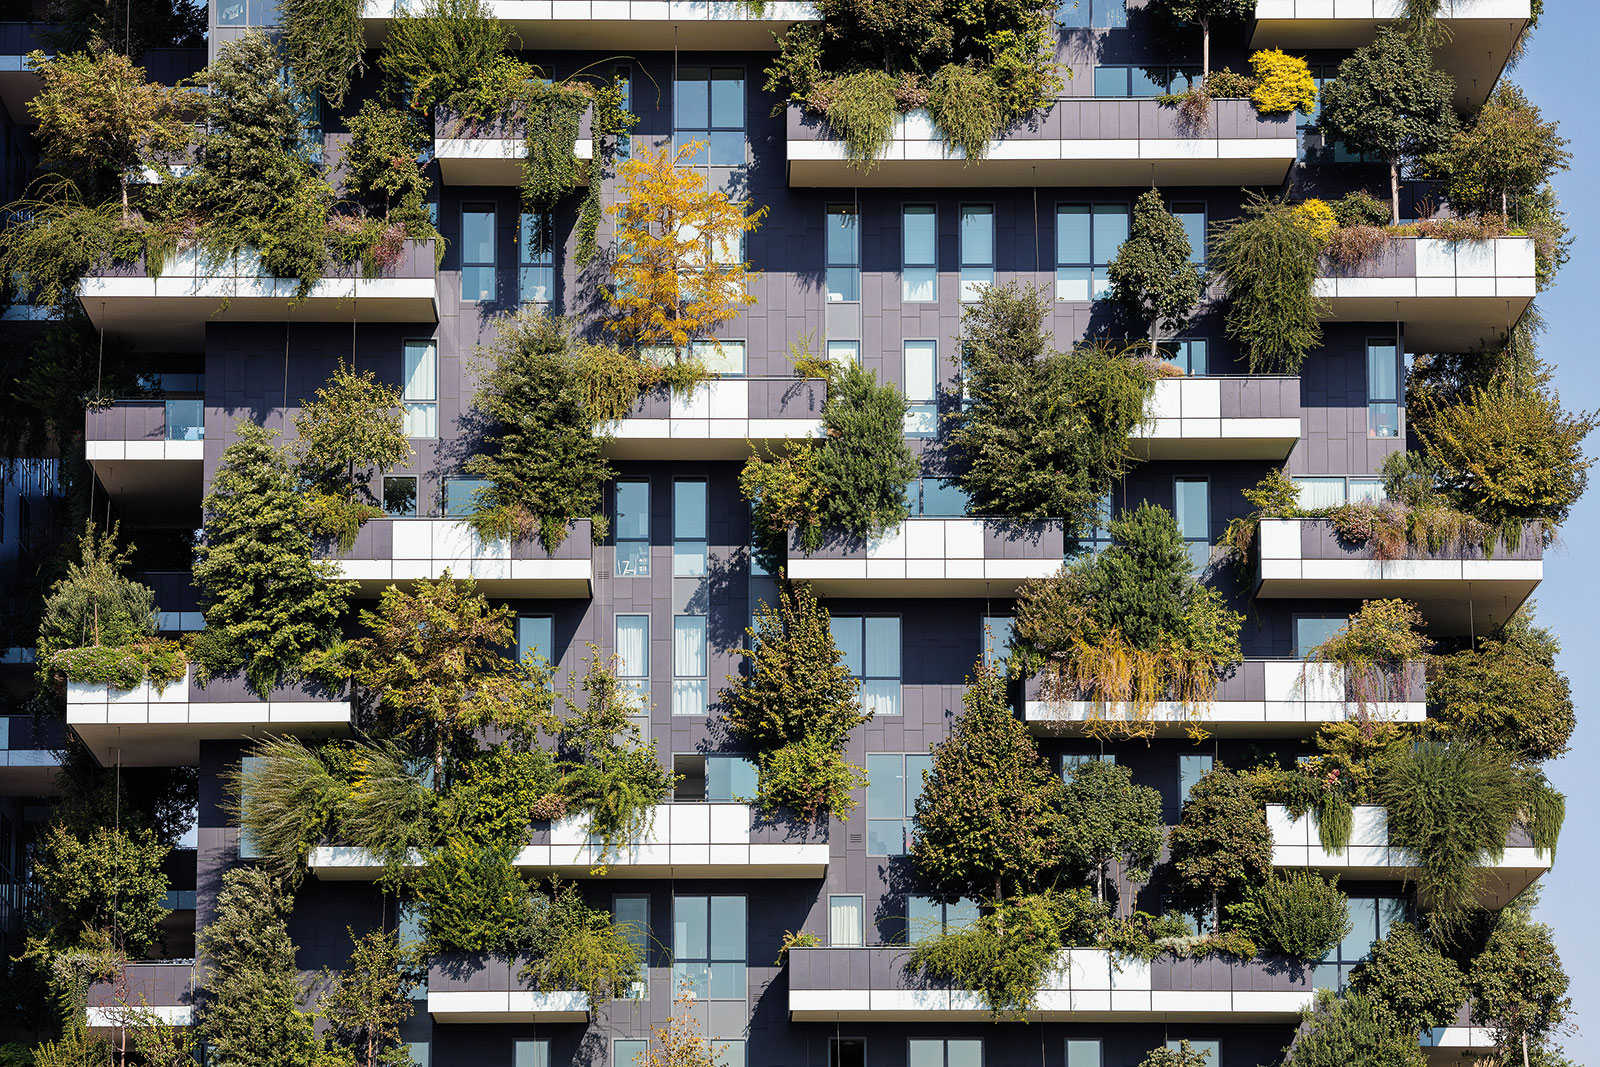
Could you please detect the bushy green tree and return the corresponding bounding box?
[1058,759,1163,905]
[521,879,644,1010]
[1316,28,1458,223]
[37,522,156,658]
[1237,872,1350,961]
[197,867,321,1067]
[438,747,561,852]
[342,103,434,228]
[280,0,366,109]
[193,422,349,693]
[1210,195,1325,372]
[378,0,519,116]
[1349,922,1466,1032]
[1109,190,1204,358]
[33,825,171,955]
[294,360,412,549]
[1428,609,1574,762]
[1138,1040,1214,1067]
[1427,84,1569,219]
[1149,0,1253,75]
[722,583,869,821]
[912,661,1065,901]
[318,928,416,1067]
[1469,918,1571,1067]
[414,841,535,954]
[1283,990,1427,1067]
[951,283,1151,532]
[814,361,918,542]
[1167,767,1272,929]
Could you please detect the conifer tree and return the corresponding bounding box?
[815,361,920,541]
[37,522,156,658]
[1109,190,1204,359]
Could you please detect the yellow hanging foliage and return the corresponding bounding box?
[1249,49,1317,115]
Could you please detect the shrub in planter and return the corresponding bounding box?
[1428,608,1575,763]
[1248,49,1316,114]
[1236,872,1350,960]
[1210,194,1324,372]
[1168,767,1272,930]
[1292,198,1337,242]
[1305,599,1429,717]
[1331,191,1390,228]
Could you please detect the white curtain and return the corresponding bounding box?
[829,896,863,946]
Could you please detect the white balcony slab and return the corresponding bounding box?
[1132,378,1301,460]
[362,0,816,49]
[434,135,593,185]
[324,519,594,598]
[599,379,826,459]
[787,518,1063,597]
[427,989,588,1023]
[87,1006,194,1028]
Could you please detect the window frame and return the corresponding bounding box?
[673,65,747,172]
[518,210,555,305]
[827,203,861,303]
[672,478,708,577]
[865,751,932,855]
[401,338,438,439]
[832,615,902,716]
[958,203,995,302]
[671,893,747,1000]
[901,203,938,303]
[614,478,651,577]
[902,339,937,437]
[1055,202,1129,301]
[460,201,497,303]
[1366,336,1401,438]
[829,894,865,947]
[1175,476,1211,571]
[671,614,709,716]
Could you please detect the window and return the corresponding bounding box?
[672,616,708,715]
[673,479,708,576]
[716,1042,746,1067]
[866,752,933,854]
[1159,338,1208,375]
[614,64,632,159]
[383,476,418,517]
[1349,478,1385,503]
[690,339,747,376]
[517,616,553,667]
[615,480,650,576]
[1093,64,1197,96]
[830,1039,866,1067]
[1061,753,1114,781]
[1180,754,1214,805]
[1313,896,1406,989]
[909,1039,982,1067]
[832,616,901,716]
[903,340,937,436]
[1056,204,1128,301]
[1367,338,1400,437]
[1295,616,1346,658]
[827,340,859,368]
[908,477,969,517]
[1293,477,1345,510]
[908,897,979,944]
[615,614,649,712]
[443,477,488,517]
[902,205,937,302]
[461,203,495,302]
[615,896,649,998]
[707,756,758,801]
[675,67,745,177]
[216,0,280,26]
[1167,1041,1220,1066]
[238,755,264,859]
[1067,1040,1102,1067]
[1058,0,1125,27]
[1172,202,1206,265]
[615,1040,648,1067]
[407,1042,429,1067]
[830,895,864,946]
[1175,477,1210,571]
[959,204,994,301]
[827,204,860,302]
[519,212,554,304]
[514,1041,549,1067]
[982,616,1014,668]
[402,339,437,438]
[1067,492,1114,557]
[672,895,746,999]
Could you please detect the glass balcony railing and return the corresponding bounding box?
[163,399,204,442]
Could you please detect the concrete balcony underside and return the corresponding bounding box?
[77,242,440,351]
[786,519,1065,597]
[1269,805,1549,909]
[1315,237,1535,352]
[1255,518,1542,634]
[1251,1,1530,110]
[325,518,594,598]
[599,377,826,459]
[84,401,203,527]
[1023,660,1426,738]
[66,668,352,766]
[787,100,1298,188]
[1133,376,1301,461]
[308,803,827,881]
[361,0,816,49]
[429,955,588,1022]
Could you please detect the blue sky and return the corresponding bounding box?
[1501,5,1595,1058]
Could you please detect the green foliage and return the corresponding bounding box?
[1427,83,1569,219]
[1234,872,1349,960]
[1317,28,1458,223]
[722,584,869,821]
[293,360,413,549]
[1348,922,1466,1032]
[816,71,899,165]
[33,825,171,955]
[48,639,185,692]
[1468,917,1572,1059]
[1058,759,1163,904]
[463,312,616,549]
[1138,1041,1212,1067]
[1283,990,1428,1067]
[740,441,826,563]
[280,0,365,108]
[317,928,417,1067]
[379,0,517,115]
[193,422,349,694]
[1428,608,1574,762]
[438,747,561,852]
[0,181,159,310]
[341,103,436,235]
[340,742,437,880]
[515,82,591,212]
[1332,191,1390,228]
[227,737,346,883]
[951,283,1152,530]
[927,64,1004,161]
[197,867,321,1067]
[415,841,535,954]
[1305,599,1429,715]
[51,744,198,849]
[1218,468,1300,566]
[1108,189,1204,356]
[912,661,1066,901]
[814,361,919,542]
[1210,194,1325,372]
[521,879,644,1010]
[1167,767,1272,928]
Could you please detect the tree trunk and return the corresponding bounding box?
[1201,22,1211,79]
[1389,162,1402,226]
[120,175,130,224]
[1521,1032,1530,1067]
[1149,320,1161,361]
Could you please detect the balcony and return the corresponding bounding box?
[1133,376,1301,461]
[1254,518,1542,633]
[324,518,594,598]
[1251,1,1530,109]
[84,399,204,527]
[78,241,440,350]
[1023,659,1426,738]
[362,0,816,49]
[0,714,65,794]
[785,519,1065,597]
[428,954,588,1022]
[599,377,826,460]
[434,107,593,186]
[86,961,195,1028]
[1422,1004,1497,1062]
[66,667,353,766]
[786,99,1298,188]
[308,802,827,880]
[788,946,1316,1021]
[1268,805,1549,908]
[1315,237,1535,351]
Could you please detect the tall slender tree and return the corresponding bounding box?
[1150,0,1254,77]
[1109,189,1204,359]
[1058,758,1164,908]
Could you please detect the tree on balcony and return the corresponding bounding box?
[317,928,416,1067]
[1348,922,1467,1034]
[281,0,366,109]
[378,0,519,117]
[1281,990,1429,1067]
[1316,28,1458,224]
[815,362,919,542]
[1167,766,1271,931]
[32,824,172,957]
[1108,190,1204,360]
[293,360,413,552]
[1209,195,1325,373]
[1469,915,1572,1067]
[1149,0,1253,77]
[1428,608,1575,764]
[1059,758,1162,908]
[1426,84,1570,221]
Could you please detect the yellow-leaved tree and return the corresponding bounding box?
[606,140,768,361]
